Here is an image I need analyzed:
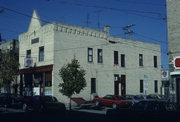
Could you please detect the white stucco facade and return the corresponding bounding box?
[19,10,161,104]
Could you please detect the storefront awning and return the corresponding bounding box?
[170,71,180,76]
[20,64,53,74]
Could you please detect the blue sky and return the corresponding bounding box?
[0,0,168,69]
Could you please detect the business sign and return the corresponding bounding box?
[161,70,169,79]
[174,56,180,69]
[24,58,33,67]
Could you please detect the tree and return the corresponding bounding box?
[0,50,19,93]
[59,57,86,110]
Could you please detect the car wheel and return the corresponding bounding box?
[112,103,117,109]
[39,105,45,112]
[22,104,28,112]
[95,101,100,106]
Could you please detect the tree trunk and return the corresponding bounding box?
[69,96,72,110]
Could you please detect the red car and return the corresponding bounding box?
[93,95,132,109]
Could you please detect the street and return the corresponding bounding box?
[1,106,180,122]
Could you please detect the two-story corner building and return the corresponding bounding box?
[19,10,161,104]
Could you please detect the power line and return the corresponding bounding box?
[0,6,167,55]
[48,0,165,20]
[134,32,167,45]
[112,0,166,7]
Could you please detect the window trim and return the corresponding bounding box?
[88,48,93,63]
[121,54,125,67]
[39,46,44,62]
[154,80,158,93]
[140,80,144,93]
[139,54,143,67]
[26,49,31,58]
[97,49,103,63]
[114,51,119,65]
[91,78,96,94]
[154,56,158,68]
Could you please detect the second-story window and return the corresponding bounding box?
[114,51,118,65]
[139,54,143,67]
[97,49,103,63]
[154,56,157,68]
[88,48,93,62]
[39,46,44,62]
[26,50,31,58]
[121,54,125,67]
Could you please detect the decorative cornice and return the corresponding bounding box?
[52,23,108,39]
[20,23,108,40]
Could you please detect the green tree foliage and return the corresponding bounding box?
[0,50,19,92]
[59,58,86,109]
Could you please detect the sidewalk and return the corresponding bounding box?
[0,107,24,113]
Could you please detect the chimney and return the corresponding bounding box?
[104,25,110,36]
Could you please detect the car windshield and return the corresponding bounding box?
[118,96,125,100]
[42,96,57,102]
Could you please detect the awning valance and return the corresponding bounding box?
[20,65,53,74]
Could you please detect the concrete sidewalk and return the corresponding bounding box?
[0,107,24,113]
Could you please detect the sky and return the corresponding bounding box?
[0,0,168,69]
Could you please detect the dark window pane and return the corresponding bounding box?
[88,48,93,62]
[26,50,31,58]
[154,80,158,93]
[140,80,143,93]
[91,78,96,93]
[121,54,125,67]
[139,54,143,66]
[154,56,157,68]
[39,46,44,62]
[114,51,118,65]
[98,49,103,63]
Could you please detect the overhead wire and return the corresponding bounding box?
[0,6,168,67]
[50,0,165,20]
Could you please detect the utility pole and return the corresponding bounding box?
[86,13,91,27]
[94,10,103,30]
[122,24,135,39]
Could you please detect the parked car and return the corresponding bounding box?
[106,100,180,121]
[146,94,165,100]
[0,93,23,108]
[123,95,141,105]
[22,95,66,113]
[93,95,132,109]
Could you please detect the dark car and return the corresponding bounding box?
[93,95,132,109]
[0,93,23,108]
[22,96,66,113]
[107,100,180,121]
[123,95,141,105]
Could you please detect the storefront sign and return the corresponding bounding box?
[174,56,180,69]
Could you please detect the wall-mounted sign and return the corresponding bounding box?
[174,56,180,69]
[161,70,169,79]
[24,58,33,67]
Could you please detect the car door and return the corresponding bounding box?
[102,95,114,107]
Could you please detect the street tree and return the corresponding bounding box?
[59,57,86,110]
[0,50,19,93]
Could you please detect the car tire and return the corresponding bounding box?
[22,104,28,112]
[39,105,45,112]
[112,103,117,109]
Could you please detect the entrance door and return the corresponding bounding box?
[176,78,180,105]
[121,75,126,96]
[114,74,119,96]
